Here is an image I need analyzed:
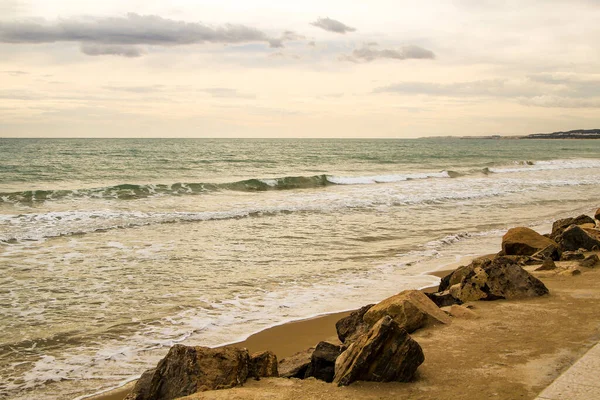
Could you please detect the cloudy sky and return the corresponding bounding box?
[1,0,599,138]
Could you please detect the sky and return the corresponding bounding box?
[1,0,599,138]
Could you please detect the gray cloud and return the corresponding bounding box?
[81,43,146,57]
[267,31,306,48]
[3,70,28,75]
[311,17,356,34]
[342,44,435,63]
[0,13,288,56]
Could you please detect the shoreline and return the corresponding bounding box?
[86,268,456,400]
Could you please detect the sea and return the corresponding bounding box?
[1,138,600,399]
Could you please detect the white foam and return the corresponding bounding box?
[490,158,600,173]
[327,171,450,185]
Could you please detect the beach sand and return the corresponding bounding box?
[91,260,600,400]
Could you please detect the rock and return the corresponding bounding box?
[532,245,560,262]
[249,351,278,379]
[363,290,451,333]
[335,304,374,344]
[125,345,250,400]
[535,258,557,271]
[441,304,479,319]
[551,215,596,240]
[502,227,560,258]
[560,251,585,261]
[579,254,599,268]
[559,268,582,276]
[583,228,600,241]
[558,225,600,252]
[124,369,155,400]
[304,341,343,383]
[279,347,314,379]
[333,316,424,386]
[595,208,600,220]
[447,256,549,302]
[425,290,462,307]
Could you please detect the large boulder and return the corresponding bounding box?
[551,215,596,240]
[333,316,424,386]
[125,345,250,400]
[278,347,314,379]
[335,304,374,344]
[249,351,278,379]
[557,225,600,251]
[363,290,451,333]
[447,257,549,302]
[304,341,343,382]
[502,227,560,259]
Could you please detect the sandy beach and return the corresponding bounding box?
[90,256,600,400]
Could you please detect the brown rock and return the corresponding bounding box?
[560,251,585,261]
[551,215,596,240]
[579,254,599,268]
[304,341,343,383]
[558,225,600,252]
[535,258,557,271]
[278,347,314,379]
[441,304,479,319]
[333,316,424,386]
[448,256,549,302]
[595,208,600,220]
[249,351,278,379]
[363,290,451,333]
[335,304,373,344]
[125,345,250,400]
[502,227,560,258]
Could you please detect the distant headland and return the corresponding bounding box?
[425,129,600,140]
[522,129,600,139]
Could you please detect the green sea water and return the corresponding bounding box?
[1,138,600,399]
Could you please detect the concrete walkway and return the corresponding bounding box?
[535,342,600,400]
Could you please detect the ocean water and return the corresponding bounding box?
[1,138,600,399]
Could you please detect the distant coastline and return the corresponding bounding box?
[430,128,600,140]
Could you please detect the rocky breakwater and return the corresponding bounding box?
[123,208,600,399]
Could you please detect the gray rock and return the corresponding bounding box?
[558,225,600,252]
[551,215,595,240]
[278,347,314,379]
[447,256,549,302]
[333,316,424,386]
[304,341,343,383]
